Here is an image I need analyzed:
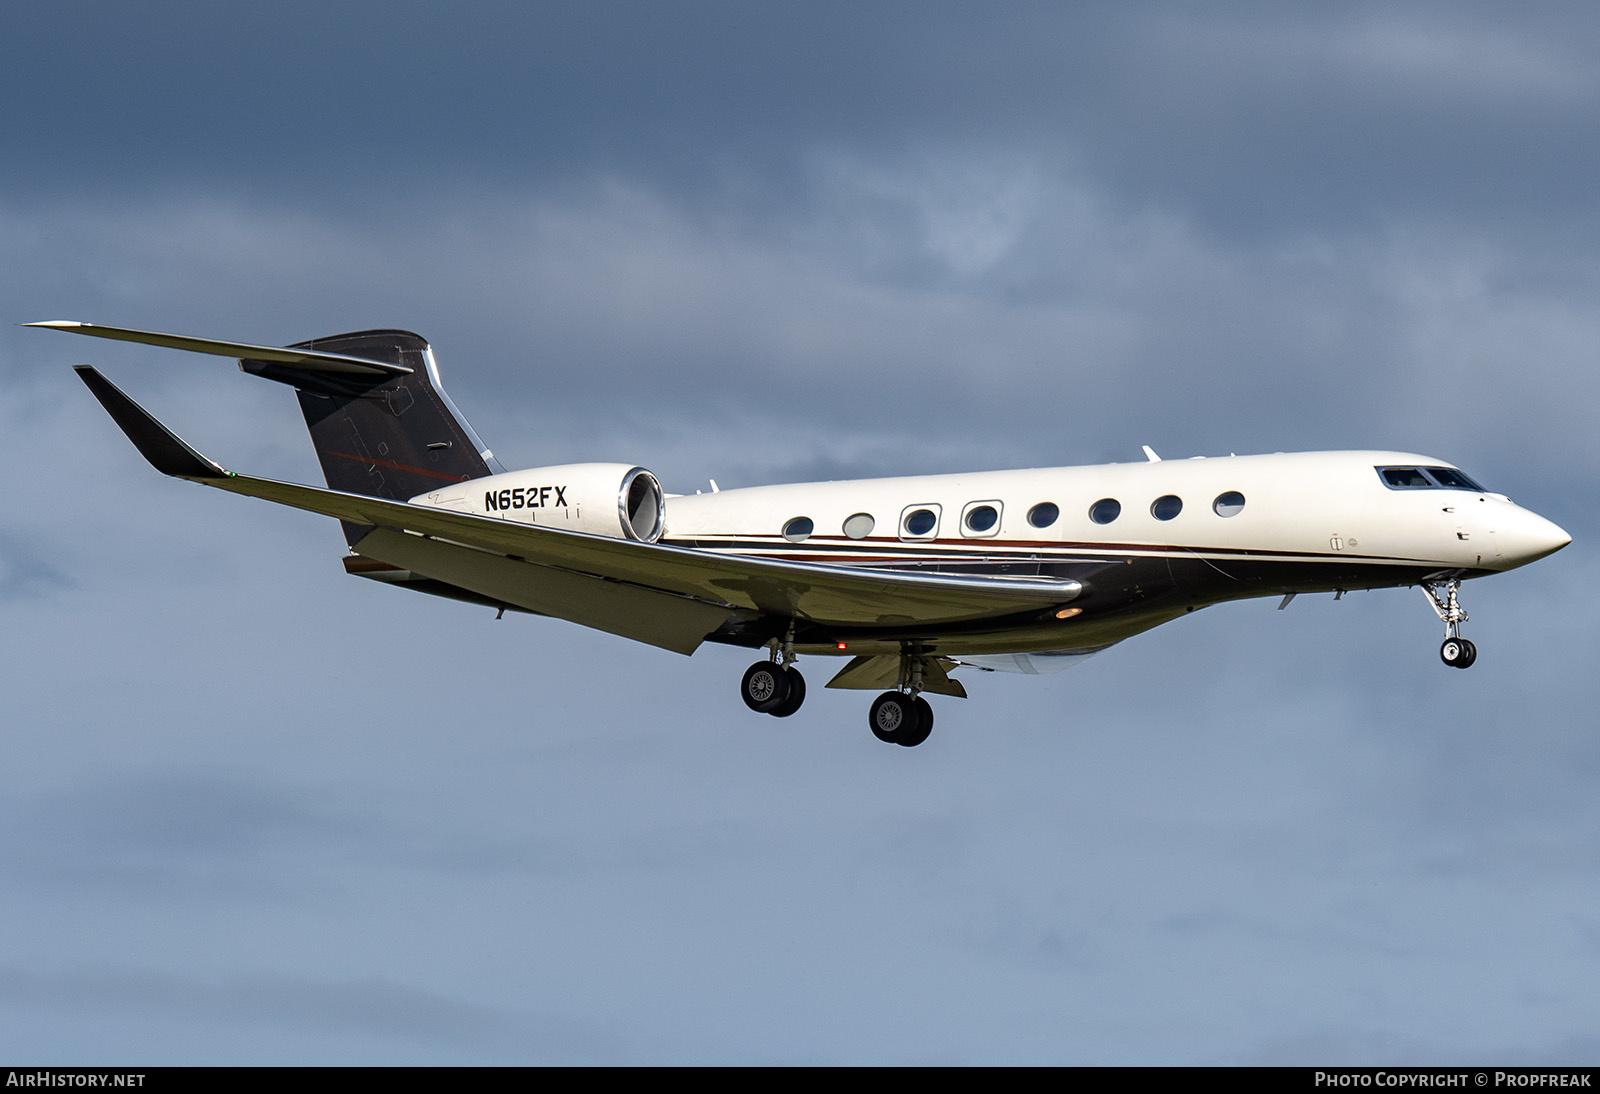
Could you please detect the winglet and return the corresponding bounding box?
[74,366,229,480]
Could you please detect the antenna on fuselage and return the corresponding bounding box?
[1141,445,1161,462]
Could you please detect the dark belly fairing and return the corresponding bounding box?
[704,551,1493,659]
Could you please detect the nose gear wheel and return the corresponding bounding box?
[1440,637,1477,669]
[1421,579,1478,670]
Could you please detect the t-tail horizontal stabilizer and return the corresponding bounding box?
[28,321,411,377]
[74,366,229,481]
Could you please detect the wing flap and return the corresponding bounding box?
[824,655,968,697]
[353,528,736,655]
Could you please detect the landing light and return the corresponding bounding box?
[1054,607,1081,620]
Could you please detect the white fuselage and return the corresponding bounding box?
[653,450,1568,659]
[662,451,1560,572]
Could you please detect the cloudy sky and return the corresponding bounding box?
[2,1,1596,1065]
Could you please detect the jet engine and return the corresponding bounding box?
[410,463,665,542]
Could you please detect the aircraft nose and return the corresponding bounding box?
[1494,507,1572,569]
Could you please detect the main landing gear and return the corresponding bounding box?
[869,691,933,748]
[740,660,806,717]
[867,651,935,748]
[740,622,806,718]
[736,627,937,747]
[1422,578,1477,669]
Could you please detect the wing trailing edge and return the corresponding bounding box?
[75,371,1086,632]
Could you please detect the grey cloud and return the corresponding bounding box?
[0,532,75,600]
[0,765,812,900]
[7,3,1600,243]
[0,964,626,1063]
[1251,1028,1600,1067]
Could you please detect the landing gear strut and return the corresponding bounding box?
[740,623,807,717]
[1422,578,1477,669]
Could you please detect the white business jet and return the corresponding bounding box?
[33,322,1571,748]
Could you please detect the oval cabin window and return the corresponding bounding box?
[903,508,937,536]
[842,513,875,540]
[1212,492,1245,518]
[782,516,814,542]
[1027,502,1059,529]
[963,504,999,535]
[1089,498,1121,524]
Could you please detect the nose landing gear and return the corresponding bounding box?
[1422,578,1477,669]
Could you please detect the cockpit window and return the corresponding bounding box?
[1425,467,1487,492]
[1377,466,1489,492]
[1380,467,1432,488]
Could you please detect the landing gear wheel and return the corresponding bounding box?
[868,692,932,746]
[741,661,791,712]
[766,667,807,717]
[1440,637,1477,669]
[869,691,913,743]
[897,697,934,748]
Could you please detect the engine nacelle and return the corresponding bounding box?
[410,463,665,542]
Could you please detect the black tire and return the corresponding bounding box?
[869,691,913,743]
[897,697,934,747]
[1458,638,1477,669]
[741,661,791,712]
[767,667,807,717]
[1441,638,1471,668]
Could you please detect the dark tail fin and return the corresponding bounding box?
[240,330,501,544]
[28,321,501,547]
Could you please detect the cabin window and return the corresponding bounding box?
[842,512,875,539]
[962,502,1001,537]
[782,516,814,542]
[1151,495,1183,521]
[1212,491,1245,518]
[1089,498,1121,524]
[901,506,940,539]
[1027,502,1059,529]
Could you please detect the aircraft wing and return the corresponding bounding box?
[75,367,1082,651]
